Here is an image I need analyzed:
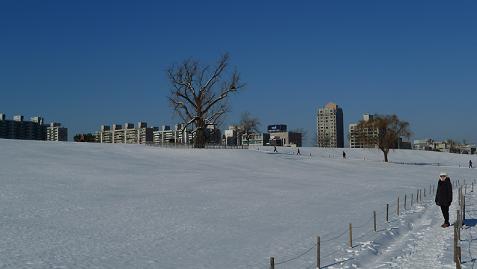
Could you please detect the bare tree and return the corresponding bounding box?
[356,114,411,162]
[167,53,245,148]
[239,112,260,146]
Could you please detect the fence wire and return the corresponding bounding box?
[275,243,316,266]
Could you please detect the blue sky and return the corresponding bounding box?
[0,1,476,145]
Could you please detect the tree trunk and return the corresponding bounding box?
[194,120,206,148]
[384,151,389,162]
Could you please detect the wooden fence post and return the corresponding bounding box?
[424,188,426,198]
[386,204,389,222]
[317,236,320,269]
[374,211,377,232]
[417,190,419,203]
[456,246,462,269]
[411,194,413,207]
[349,223,353,248]
[457,210,461,241]
[270,257,275,269]
[404,195,407,210]
[454,225,458,263]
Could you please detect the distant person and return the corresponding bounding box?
[273,146,278,153]
[435,172,453,228]
[342,151,346,159]
[470,160,473,168]
[297,148,301,155]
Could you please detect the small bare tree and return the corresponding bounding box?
[239,112,260,146]
[356,114,411,162]
[167,53,245,148]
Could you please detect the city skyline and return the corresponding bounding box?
[1,1,476,145]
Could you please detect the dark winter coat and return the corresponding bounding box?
[435,177,453,206]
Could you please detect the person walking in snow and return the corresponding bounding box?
[470,160,473,168]
[297,148,301,155]
[435,172,453,228]
[342,151,346,159]
[273,146,278,153]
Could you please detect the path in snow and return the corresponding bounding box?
[361,181,475,269]
[371,200,456,268]
[320,182,467,269]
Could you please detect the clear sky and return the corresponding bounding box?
[1,1,476,145]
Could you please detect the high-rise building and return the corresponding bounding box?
[316,103,344,148]
[47,122,68,141]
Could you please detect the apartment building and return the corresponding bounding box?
[316,103,344,148]
[349,114,412,149]
[349,114,379,148]
[224,126,242,146]
[153,124,193,144]
[413,139,476,154]
[151,123,220,145]
[205,124,221,144]
[97,122,154,144]
[46,122,68,141]
[242,133,270,146]
[0,113,67,141]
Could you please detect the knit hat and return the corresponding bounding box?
[439,172,448,177]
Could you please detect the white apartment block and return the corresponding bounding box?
[98,122,153,144]
[46,122,68,141]
[316,102,344,148]
[242,133,270,146]
[153,124,193,144]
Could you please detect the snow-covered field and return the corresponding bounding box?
[0,139,476,269]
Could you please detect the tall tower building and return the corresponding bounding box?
[316,102,344,148]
